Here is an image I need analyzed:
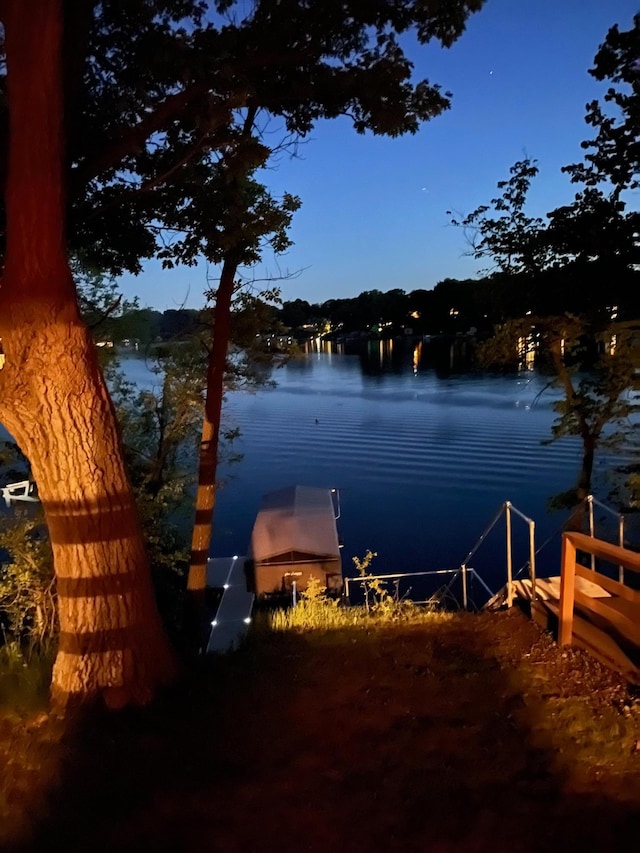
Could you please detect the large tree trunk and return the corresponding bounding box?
[186,259,236,648]
[0,0,178,706]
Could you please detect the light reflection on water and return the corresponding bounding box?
[1,350,635,601]
[210,350,634,597]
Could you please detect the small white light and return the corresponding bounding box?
[233,555,238,560]
[243,617,252,624]
[211,620,217,627]
[224,583,229,589]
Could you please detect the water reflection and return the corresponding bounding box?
[359,339,405,376]
[106,353,638,600]
[517,333,537,371]
[213,351,591,593]
[306,335,479,377]
[413,341,422,375]
[305,337,345,356]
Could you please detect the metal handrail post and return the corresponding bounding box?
[586,494,626,579]
[461,563,468,610]
[587,495,595,570]
[331,487,341,519]
[619,513,625,584]
[505,501,513,608]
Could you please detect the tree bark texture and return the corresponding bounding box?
[186,107,258,609]
[0,0,178,706]
[188,260,236,588]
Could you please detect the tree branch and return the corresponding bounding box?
[69,83,239,193]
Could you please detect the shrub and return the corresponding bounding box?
[263,557,444,634]
[0,508,56,648]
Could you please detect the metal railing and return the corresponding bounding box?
[341,495,627,614]
[343,499,537,612]
[344,566,495,612]
[344,567,468,608]
[585,494,625,581]
[452,500,536,608]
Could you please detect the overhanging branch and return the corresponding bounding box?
[69,83,239,194]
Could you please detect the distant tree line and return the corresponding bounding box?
[281,14,640,348]
[96,306,204,347]
[277,262,640,341]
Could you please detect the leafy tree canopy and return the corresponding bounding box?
[0,0,484,278]
[447,158,551,277]
[563,13,640,194]
[546,14,639,269]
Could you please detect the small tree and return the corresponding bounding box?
[185,158,301,646]
[0,508,56,648]
[0,0,485,705]
[477,314,638,513]
[447,158,551,278]
[449,14,640,513]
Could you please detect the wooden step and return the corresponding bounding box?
[532,596,640,685]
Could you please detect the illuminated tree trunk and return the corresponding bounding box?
[0,0,178,706]
[187,259,236,647]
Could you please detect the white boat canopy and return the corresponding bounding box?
[248,485,340,565]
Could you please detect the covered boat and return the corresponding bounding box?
[246,485,342,596]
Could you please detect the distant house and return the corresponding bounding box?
[120,338,140,351]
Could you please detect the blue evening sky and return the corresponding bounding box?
[118,0,638,310]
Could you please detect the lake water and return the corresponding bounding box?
[206,343,637,602]
[1,346,636,604]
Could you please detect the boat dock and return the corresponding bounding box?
[205,555,254,654]
[204,485,342,654]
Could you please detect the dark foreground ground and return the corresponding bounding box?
[3,607,640,852]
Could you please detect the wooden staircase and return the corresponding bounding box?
[503,533,640,684]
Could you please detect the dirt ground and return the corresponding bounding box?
[4,607,640,852]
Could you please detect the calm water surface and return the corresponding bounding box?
[0,349,633,601]
[210,348,634,599]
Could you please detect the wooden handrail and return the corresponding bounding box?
[559,532,640,646]
[563,531,640,572]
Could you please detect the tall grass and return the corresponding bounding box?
[261,574,449,633]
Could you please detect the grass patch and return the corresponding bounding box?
[3,609,640,851]
[257,574,451,633]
